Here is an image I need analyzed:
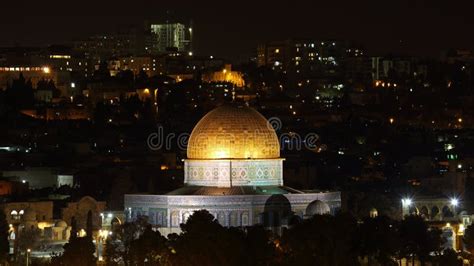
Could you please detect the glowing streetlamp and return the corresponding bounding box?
[402,198,412,206]
[97,229,110,261]
[42,67,51,74]
[401,197,413,217]
[450,197,459,217]
[450,198,459,207]
[26,248,31,266]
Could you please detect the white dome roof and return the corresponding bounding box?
[55,220,67,227]
[305,200,330,216]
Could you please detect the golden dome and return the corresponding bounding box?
[187,105,280,159]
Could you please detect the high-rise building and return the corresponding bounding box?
[258,39,355,88]
[149,22,192,54]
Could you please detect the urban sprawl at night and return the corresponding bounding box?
[1,2,474,265]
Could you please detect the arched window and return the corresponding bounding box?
[442,206,454,218]
[217,212,226,226]
[241,212,249,226]
[182,212,190,224]
[419,206,429,219]
[171,212,179,227]
[229,212,238,227]
[431,206,440,219]
[156,212,163,226]
[19,210,24,215]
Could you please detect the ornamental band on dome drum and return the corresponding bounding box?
[125,104,341,234]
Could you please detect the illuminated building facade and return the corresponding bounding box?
[201,64,246,87]
[0,49,82,96]
[125,105,341,234]
[401,196,467,251]
[109,56,161,77]
[0,66,57,90]
[257,39,346,73]
[257,39,355,89]
[149,23,192,54]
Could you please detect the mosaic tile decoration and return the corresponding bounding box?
[184,159,284,187]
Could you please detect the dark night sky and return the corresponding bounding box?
[1,0,474,59]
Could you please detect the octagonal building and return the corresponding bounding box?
[125,105,341,234]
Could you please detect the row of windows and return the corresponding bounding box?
[0,67,45,72]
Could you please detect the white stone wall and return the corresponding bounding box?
[124,191,341,231]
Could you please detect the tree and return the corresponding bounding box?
[169,210,247,266]
[4,73,35,109]
[281,213,359,266]
[70,216,77,240]
[16,226,41,264]
[136,70,148,87]
[52,213,95,265]
[36,79,60,98]
[58,236,96,266]
[93,61,110,80]
[116,70,134,84]
[86,210,93,237]
[438,249,463,266]
[244,225,277,265]
[49,80,61,98]
[398,215,444,266]
[105,216,149,265]
[129,224,168,265]
[16,227,41,253]
[358,216,399,266]
[463,224,474,254]
[0,210,9,262]
[421,227,444,263]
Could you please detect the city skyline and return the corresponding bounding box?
[2,1,474,264]
[2,0,474,59]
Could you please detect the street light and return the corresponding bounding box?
[450,198,459,207]
[450,197,459,218]
[98,229,110,262]
[402,198,412,206]
[26,248,31,266]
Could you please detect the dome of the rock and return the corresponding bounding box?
[187,105,280,159]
